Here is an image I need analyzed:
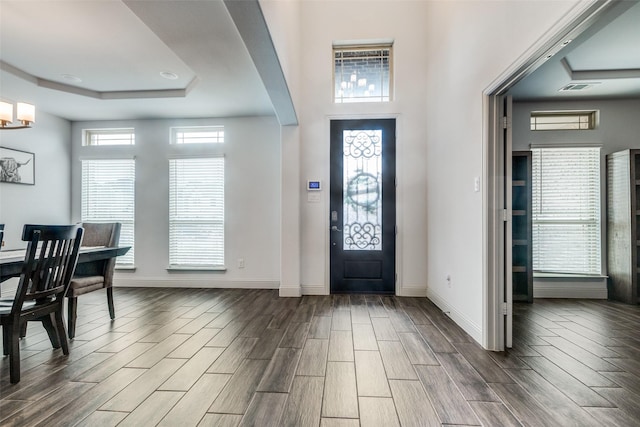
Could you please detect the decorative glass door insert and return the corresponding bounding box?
[343,129,382,251]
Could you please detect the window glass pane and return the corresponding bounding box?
[169,158,224,267]
[84,129,135,146]
[343,130,382,251]
[530,112,595,131]
[531,147,601,274]
[534,122,581,131]
[81,159,135,266]
[172,126,224,144]
[334,46,392,103]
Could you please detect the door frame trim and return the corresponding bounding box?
[483,0,618,350]
[324,114,401,296]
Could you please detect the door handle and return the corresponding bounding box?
[331,225,342,232]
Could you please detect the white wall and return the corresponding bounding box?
[1,1,595,348]
[297,0,431,297]
[264,0,588,344]
[422,0,583,343]
[0,111,71,249]
[259,0,301,98]
[70,116,282,289]
[260,0,303,296]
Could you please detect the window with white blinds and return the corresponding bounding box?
[531,147,601,275]
[81,159,135,266]
[169,157,224,268]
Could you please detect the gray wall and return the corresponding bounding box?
[0,111,72,249]
[513,99,640,153]
[513,98,640,297]
[70,116,282,288]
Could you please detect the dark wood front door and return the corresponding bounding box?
[330,119,396,294]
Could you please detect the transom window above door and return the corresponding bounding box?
[333,44,393,103]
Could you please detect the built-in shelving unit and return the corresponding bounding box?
[607,149,640,304]
[512,151,533,303]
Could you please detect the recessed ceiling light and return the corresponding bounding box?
[61,74,82,83]
[160,71,179,80]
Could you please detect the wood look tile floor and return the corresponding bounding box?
[1,288,640,426]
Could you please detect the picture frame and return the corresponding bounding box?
[0,146,35,185]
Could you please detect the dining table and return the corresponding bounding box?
[0,246,131,284]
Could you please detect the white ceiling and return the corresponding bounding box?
[510,0,640,101]
[2,1,638,123]
[0,0,276,121]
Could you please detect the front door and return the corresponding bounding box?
[330,119,396,294]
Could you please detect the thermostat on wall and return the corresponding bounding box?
[307,180,322,191]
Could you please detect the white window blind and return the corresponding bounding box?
[81,159,135,266]
[532,147,601,275]
[84,129,135,146]
[169,157,224,267]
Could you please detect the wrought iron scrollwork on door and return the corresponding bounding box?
[343,130,383,251]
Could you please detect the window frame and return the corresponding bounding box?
[530,111,597,131]
[333,43,393,104]
[83,128,136,146]
[170,126,225,145]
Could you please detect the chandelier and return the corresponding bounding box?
[0,101,35,129]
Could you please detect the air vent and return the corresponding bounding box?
[558,82,601,92]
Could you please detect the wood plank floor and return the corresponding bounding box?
[1,288,640,426]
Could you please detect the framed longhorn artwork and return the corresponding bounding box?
[0,147,35,185]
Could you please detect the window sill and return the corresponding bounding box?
[167,266,227,272]
[534,272,607,280]
[115,266,136,272]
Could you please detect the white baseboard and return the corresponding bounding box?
[426,288,482,344]
[114,278,279,289]
[298,284,427,297]
[533,278,607,299]
[301,284,327,295]
[297,285,426,296]
[279,286,302,297]
[399,285,427,297]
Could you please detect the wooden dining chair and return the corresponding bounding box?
[0,224,83,383]
[66,222,121,339]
